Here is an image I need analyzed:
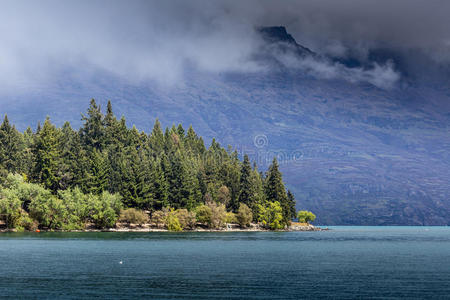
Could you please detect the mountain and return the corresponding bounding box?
[1,26,449,225]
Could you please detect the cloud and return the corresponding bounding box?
[264,40,400,89]
[0,0,447,92]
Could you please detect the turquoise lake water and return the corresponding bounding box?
[1,227,450,299]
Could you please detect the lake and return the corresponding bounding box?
[1,227,449,299]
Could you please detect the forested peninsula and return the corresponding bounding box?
[0,100,316,232]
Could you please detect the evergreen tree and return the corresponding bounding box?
[249,163,266,217]
[287,190,296,221]
[0,115,23,174]
[19,127,35,176]
[32,117,60,192]
[80,99,104,151]
[85,149,108,195]
[149,119,164,156]
[148,158,169,211]
[238,154,252,206]
[103,100,119,147]
[265,158,290,226]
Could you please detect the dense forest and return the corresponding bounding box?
[0,100,303,231]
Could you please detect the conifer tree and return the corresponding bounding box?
[85,149,108,195]
[148,158,169,211]
[103,100,119,147]
[80,99,104,151]
[176,124,185,141]
[265,158,290,226]
[19,127,35,176]
[249,163,266,217]
[238,154,253,207]
[149,119,164,156]
[32,117,60,192]
[0,115,23,174]
[287,190,296,221]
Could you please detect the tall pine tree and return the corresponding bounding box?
[265,158,290,226]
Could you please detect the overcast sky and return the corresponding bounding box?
[0,0,449,91]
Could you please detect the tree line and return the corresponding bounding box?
[0,99,303,231]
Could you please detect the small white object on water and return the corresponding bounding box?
[119,261,123,264]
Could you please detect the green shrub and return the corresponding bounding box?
[209,202,226,229]
[297,210,316,223]
[18,212,38,231]
[225,211,237,224]
[0,174,51,228]
[196,202,227,229]
[89,192,122,228]
[29,195,65,229]
[119,208,149,226]
[151,210,167,228]
[0,188,22,228]
[257,201,284,230]
[58,187,89,229]
[174,209,196,229]
[236,203,253,228]
[195,204,212,226]
[166,213,182,232]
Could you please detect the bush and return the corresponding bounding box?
[0,188,22,228]
[208,201,226,229]
[18,211,38,231]
[236,203,253,228]
[29,195,65,229]
[257,201,284,230]
[225,211,237,224]
[297,210,316,223]
[0,174,52,228]
[119,208,149,226]
[151,210,167,228]
[174,209,196,230]
[58,187,89,229]
[195,204,212,226]
[89,192,122,228]
[166,213,182,232]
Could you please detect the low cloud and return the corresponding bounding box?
[0,0,447,93]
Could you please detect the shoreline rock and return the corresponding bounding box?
[1,223,325,233]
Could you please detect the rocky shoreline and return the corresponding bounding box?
[0,223,326,233]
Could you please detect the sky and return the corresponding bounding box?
[0,0,449,92]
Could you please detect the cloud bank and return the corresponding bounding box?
[0,0,448,92]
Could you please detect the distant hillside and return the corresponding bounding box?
[1,26,449,225]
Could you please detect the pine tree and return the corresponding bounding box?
[32,117,60,192]
[149,119,164,156]
[0,115,23,173]
[287,190,296,220]
[265,158,290,226]
[177,124,185,141]
[238,154,253,206]
[103,100,119,147]
[249,163,266,217]
[57,122,79,190]
[80,99,104,151]
[85,149,108,195]
[148,158,169,211]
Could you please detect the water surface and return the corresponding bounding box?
[1,226,449,299]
